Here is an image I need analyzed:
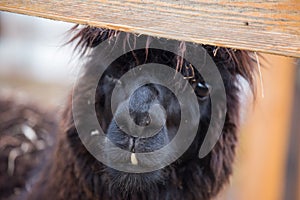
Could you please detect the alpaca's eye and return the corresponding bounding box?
[105,74,121,84]
[195,82,211,100]
[105,74,115,82]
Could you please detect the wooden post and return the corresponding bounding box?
[224,54,296,200]
[284,60,300,200]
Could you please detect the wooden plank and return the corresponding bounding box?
[0,1,299,58]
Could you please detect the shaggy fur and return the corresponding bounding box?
[3,27,256,200]
[0,96,57,200]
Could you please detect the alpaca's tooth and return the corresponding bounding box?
[131,153,138,165]
[90,129,100,136]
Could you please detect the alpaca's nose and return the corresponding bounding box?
[114,85,166,138]
[106,85,168,152]
[114,102,166,138]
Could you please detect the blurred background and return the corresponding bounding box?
[0,11,299,200]
[0,11,79,108]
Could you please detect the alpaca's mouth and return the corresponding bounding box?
[102,113,180,174]
[103,145,172,172]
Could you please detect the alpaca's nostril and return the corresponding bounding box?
[129,137,136,152]
[133,113,152,127]
[145,119,151,126]
[114,104,165,138]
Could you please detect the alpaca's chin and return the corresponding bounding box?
[106,167,165,193]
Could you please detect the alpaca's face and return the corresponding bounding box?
[70,29,252,198]
[87,48,214,192]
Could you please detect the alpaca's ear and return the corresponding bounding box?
[68,25,118,54]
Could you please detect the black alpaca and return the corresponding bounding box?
[4,27,255,200]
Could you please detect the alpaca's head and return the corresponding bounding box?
[66,26,255,199]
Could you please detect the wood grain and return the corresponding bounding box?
[0,1,299,57]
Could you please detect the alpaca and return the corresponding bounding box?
[0,96,57,200]
[1,26,255,200]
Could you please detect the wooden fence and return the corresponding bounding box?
[0,1,299,58]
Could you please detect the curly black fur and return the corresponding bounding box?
[0,97,57,200]
[22,27,256,200]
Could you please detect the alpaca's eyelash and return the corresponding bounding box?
[182,64,195,80]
